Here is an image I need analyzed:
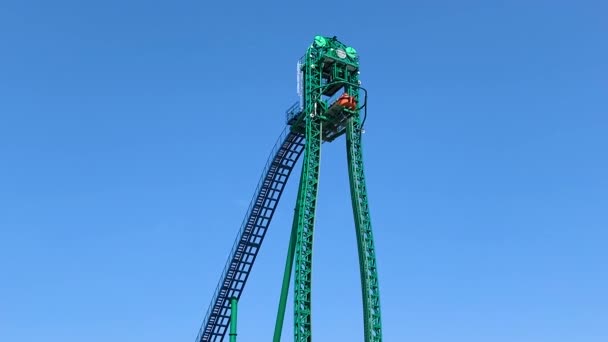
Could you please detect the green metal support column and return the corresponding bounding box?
[293,116,322,342]
[292,42,324,342]
[229,298,238,342]
[273,171,305,342]
[346,113,383,341]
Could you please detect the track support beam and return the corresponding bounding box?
[229,298,238,342]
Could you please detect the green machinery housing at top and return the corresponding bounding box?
[286,35,363,142]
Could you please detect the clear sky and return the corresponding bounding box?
[1,1,606,341]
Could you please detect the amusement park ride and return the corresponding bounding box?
[194,35,382,342]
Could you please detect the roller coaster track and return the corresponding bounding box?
[196,128,305,342]
[194,35,383,342]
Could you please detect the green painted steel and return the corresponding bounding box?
[195,35,383,342]
[344,58,383,342]
[287,35,383,341]
[314,35,327,47]
[273,173,305,342]
[347,116,383,342]
[292,43,324,340]
[229,298,238,342]
[293,115,322,342]
[346,46,357,58]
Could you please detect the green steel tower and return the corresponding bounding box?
[195,36,382,342]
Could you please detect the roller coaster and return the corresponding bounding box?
[194,35,382,342]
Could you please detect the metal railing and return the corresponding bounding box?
[285,101,302,124]
[196,127,299,342]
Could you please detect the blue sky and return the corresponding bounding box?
[1,1,607,341]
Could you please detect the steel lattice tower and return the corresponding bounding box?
[195,35,382,342]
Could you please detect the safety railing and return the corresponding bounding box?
[196,126,295,342]
[285,101,303,125]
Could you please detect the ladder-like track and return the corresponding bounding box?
[196,128,305,342]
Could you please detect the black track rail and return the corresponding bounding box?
[196,129,305,342]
